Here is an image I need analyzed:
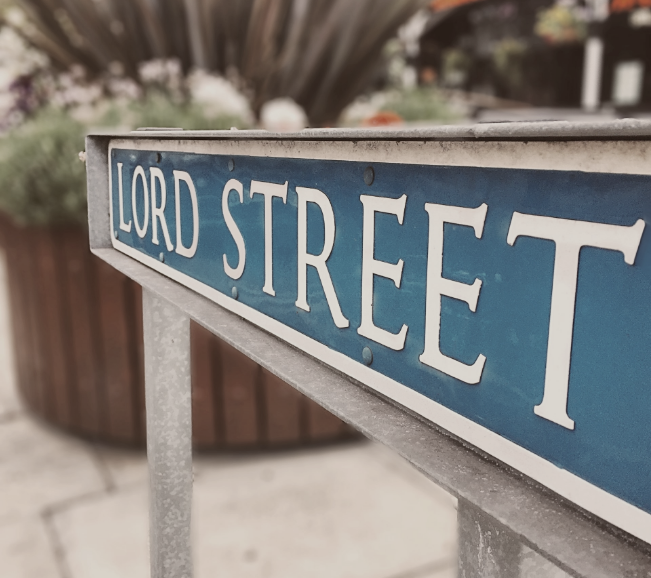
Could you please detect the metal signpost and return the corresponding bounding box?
[85,123,651,578]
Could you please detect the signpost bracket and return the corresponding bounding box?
[85,131,651,578]
[458,499,525,578]
[92,246,651,578]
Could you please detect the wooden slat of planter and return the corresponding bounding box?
[61,230,103,437]
[20,230,48,414]
[129,281,146,445]
[219,339,260,446]
[95,258,137,443]
[2,220,359,449]
[261,368,302,445]
[2,224,33,408]
[210,335,225,446]
[34,229,74,427]
[190,322,218,448]
[305,397,347,442]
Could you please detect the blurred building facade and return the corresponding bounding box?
[418,0,651,112]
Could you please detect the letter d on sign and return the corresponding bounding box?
[173,171,199,258]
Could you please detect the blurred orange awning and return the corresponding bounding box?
[430,0,484,12]
[610,0,651,12]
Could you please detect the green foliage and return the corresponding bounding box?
[0,108,87,225]
[381,88,458,123]
[441,48,471,88]
[0,92,250,226]
[492,38,528,94]
[534,5,587,45]
[98,91,248,131]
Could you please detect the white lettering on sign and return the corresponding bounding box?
[132,166,149,239]
[150,167,174,251]
[250,180,288,297]
[295,187,349,328]
[222,179,246,280]
[507,213,645,430]
[117,162,132,233]
[358,194,409,351]
[420,203,488,385]
[112,160,649,437]
[173,170,199,259]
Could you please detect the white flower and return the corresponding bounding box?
[339,93,387,126]
[401,66,417,90]
[398,10,429,58]
[138,58,183,95]
[0,92,13,120]
[187,70,253,123]
[139,59,169,84]
[259,98,307,132]
[107,77,141,100]
[0,26,48,88]
[0,25,48,123]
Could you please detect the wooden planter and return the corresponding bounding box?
[0,217,356,448]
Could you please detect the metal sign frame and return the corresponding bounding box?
[86,123,651,578]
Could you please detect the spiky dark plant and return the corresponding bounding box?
[5,0,428,126]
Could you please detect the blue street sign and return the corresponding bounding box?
[109,139,651,543]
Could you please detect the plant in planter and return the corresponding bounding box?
[0,109,86,225]
[0,0,431,448]
[0,69,357,448]
[6,0,429,126]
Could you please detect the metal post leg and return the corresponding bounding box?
[143,289,193,578]
[458,499,522,578]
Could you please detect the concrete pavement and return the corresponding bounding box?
[0,251,458,578]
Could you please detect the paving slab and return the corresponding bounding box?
[94,444,149,490]
[56,441,456,578]
[0,514,60,578]
[387,560,456,578]
[193,442,456,578]
[0,417,106,523]
[53,485,150,578]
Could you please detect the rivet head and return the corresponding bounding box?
[228,158,235,172]
[364,166,375,186]
[156,152,162,163]
[231,286,239,299]
[362,346,373,365]
[159,252,165,262]
[114,230,119,239]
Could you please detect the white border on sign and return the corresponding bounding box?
[108,137,651,544]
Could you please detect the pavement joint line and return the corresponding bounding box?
[40,486,116,523]
[89,445,119,493]
[382,558,457,578]
[41,508,74,578]
[0,408,24,425]
[99,476,149,494]
[40,486,126,578]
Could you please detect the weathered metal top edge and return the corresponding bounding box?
[89,118,651,141]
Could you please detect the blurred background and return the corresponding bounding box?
[0,0,643,576]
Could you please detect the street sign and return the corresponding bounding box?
[108,133,651,544]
